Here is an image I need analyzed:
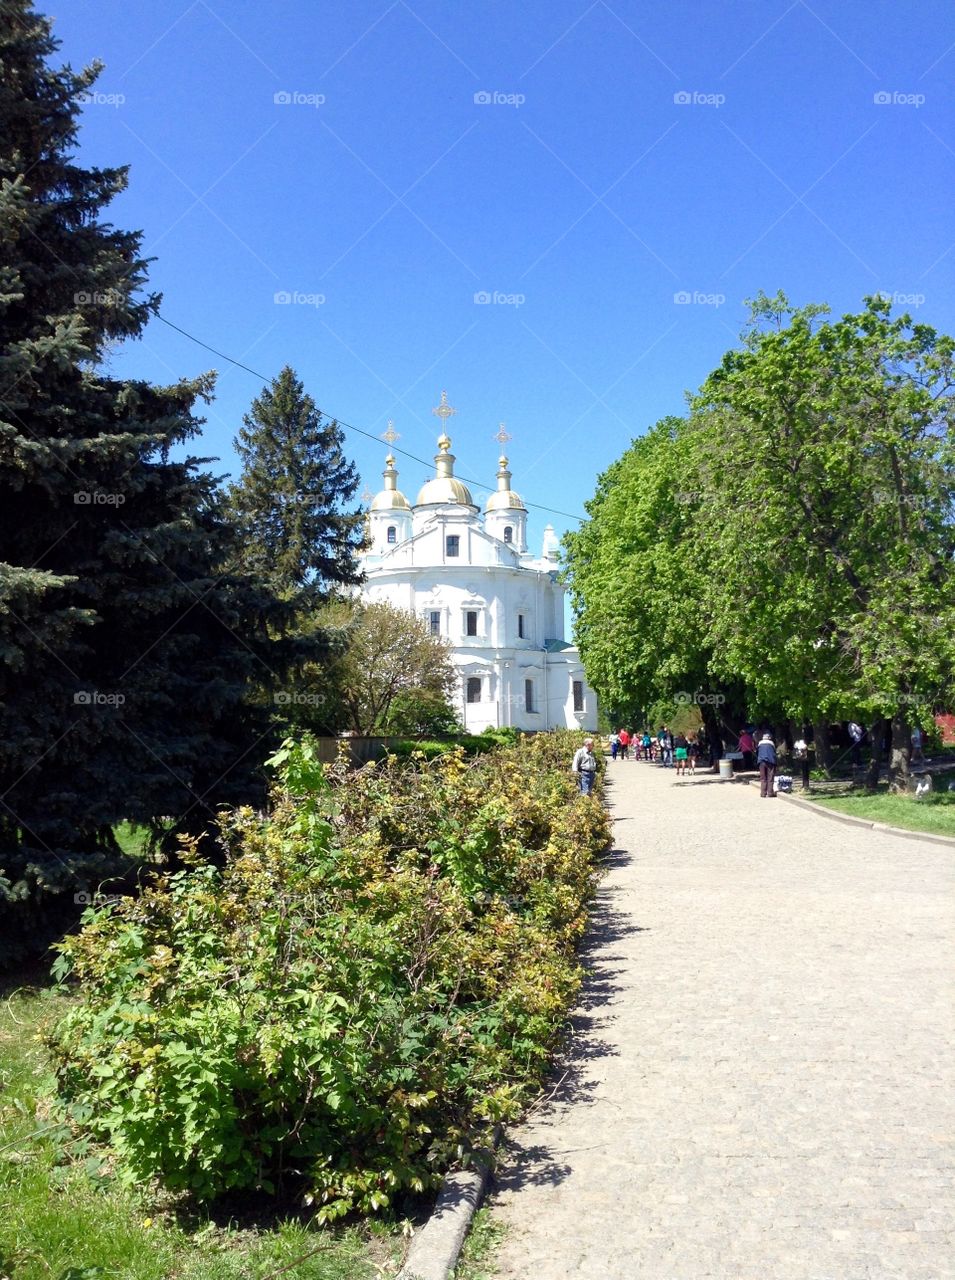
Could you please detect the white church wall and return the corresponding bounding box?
[361,422,597,735]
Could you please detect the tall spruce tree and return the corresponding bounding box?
[0,0,293,954]
[225,366,365,601]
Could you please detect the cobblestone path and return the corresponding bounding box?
[488,761,954,1279]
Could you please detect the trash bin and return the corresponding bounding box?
[718,757,734,781]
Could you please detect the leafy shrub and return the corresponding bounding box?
[47,733,610,1219]
[385,734,503,761]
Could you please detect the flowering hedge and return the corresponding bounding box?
[48,732,610,1219]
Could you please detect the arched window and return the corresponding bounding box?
[503,526,513,544]
[386,526,397,544]
[466,677,482,703]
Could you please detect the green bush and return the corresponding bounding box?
[47,733,610,1219]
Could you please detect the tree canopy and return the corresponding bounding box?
[563,294,955,775]
[0,2,307,957]
[225,365,364,602]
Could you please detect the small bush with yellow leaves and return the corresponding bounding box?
[47,731,610,1219]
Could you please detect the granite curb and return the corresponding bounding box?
[396,1129,501,1280]
[739,776,955,849]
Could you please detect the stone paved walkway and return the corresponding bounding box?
[487,761,955,1279]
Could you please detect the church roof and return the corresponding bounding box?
[415,433,476,508]
[370,454,411,511]
[485,454,526,513]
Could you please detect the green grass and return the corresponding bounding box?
[0,982,403,1280]
[811,774,955,839]
[451,1206,508,1280]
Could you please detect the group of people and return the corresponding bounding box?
[574,727,781,796]
[608,727,704,775]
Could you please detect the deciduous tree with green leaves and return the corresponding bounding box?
[320,600,458,736]
[564,294,955,787]
[691,292,955,785]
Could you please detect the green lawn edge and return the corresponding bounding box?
[0,986,403,1280]
[810,791,955,839]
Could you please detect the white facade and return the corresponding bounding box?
[361,419,597,734]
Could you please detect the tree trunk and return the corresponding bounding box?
[812,720,832,776]
[864,718,886,791]
[701,703,723,771]
[887,713,911,792]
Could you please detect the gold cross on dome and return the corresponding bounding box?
[381,420,400,445]
[494,422,512,447]
[361,486,374,504]
[432,390,457,424]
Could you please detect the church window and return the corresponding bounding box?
[517,613,526,639]
[446,534,460,557]
[525,679,536,714]
[465,610,478,637]
[386,526,396,544]
[429,610,441,637]
[466,677,482,703]
[503,526,513,544]
[573,680,584,712]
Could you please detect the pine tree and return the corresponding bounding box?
[226,366,365,601]
[0,1,291,957]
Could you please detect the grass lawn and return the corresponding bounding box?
[0,978,404,1280]
[811,773,955,839]
[452,1207,507,1279]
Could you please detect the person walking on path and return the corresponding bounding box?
[687,734,700,775]
[757,732,777,797]
[641,730,652,761]
[673,732,688,776]
[738,727,755,772]
[658,725,673,768]
[571,738,598,795]
[848,720,864,768]
[618,728,630,760]
[609,731,619,762]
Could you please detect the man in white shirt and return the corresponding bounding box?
[848,721,864,767]
[572,738,598,795]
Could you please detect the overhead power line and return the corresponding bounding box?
[156,314,584,524]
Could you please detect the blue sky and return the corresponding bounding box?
[54,0,953,549]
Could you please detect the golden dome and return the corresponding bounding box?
[370,455,411,511]
[415,434,475,507]
[485,455,526,512]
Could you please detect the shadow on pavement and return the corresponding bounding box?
[492,873,647,1194]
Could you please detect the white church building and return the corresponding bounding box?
[360,398,597,734]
